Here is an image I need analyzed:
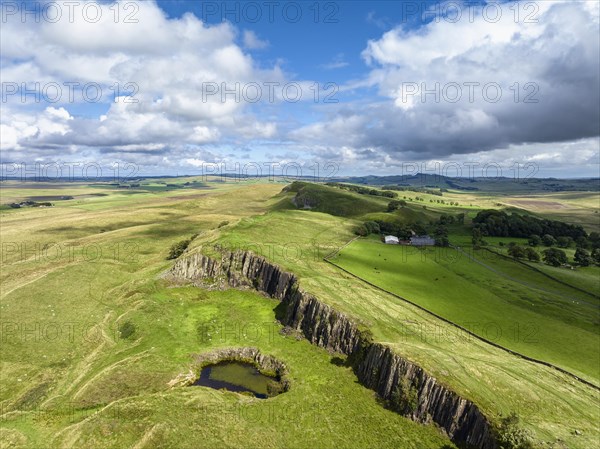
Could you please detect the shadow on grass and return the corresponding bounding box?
[330,356,347,367]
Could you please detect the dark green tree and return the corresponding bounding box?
[363,221,381,235]
[354,225,369,237]
[592,248,600,265]
[434,226,450,247]
[542,234,556,247]
[472,228,483,247]
[524,247,540,262]
[574,248,593,267]
[542,248,567,267]
[387,200,402,212]
[556,236,574,248]
[508,245,526,259]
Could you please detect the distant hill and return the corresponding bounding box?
[275,181,385,217]
[329,173,600,193]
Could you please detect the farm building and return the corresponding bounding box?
[384,235,400,245]
[410,235,436,246]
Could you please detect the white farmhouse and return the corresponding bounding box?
[384,235,400,245]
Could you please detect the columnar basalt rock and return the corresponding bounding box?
[169,249,497,449]
[356,343,496,449]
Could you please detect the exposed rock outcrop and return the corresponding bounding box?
[357,344,495,448]
[193,346,288,379]
[169,249,497,449]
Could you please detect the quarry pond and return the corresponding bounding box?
[192,361,284,399]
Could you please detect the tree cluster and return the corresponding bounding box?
[325,182,398,198]
[472,210,587,240]
[507,244,540,262]
[354,221,381,237]
[438,213,465,225]
[381,185,443,196]
[374,220,428,239]
[166,233,199,260]
[387,200,407,212]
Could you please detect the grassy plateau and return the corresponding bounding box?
[1,177,598,449]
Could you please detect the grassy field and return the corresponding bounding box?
[0,179,455,449]
[1,178,599,448]
[3,286,453,449]
[330,236,599,382]
[196,186,599,448]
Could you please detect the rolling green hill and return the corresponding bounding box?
[1,178,599,449]
[276,181,387,217]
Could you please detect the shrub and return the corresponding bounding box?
[388,377,419,415]
[387,200,402,212]
[354,225,369,237]
[496,413,535,449]
[166,233,200,260]
[434,225,449,247]
[528,235,541,246]
[438,214,455,225]
[592,248,600,265]
[472,228,483,247]
[556,236,574,248]
[166,239,192,259]
[508,245,526,259]
[118,321,136,339]
[542,234,556,247]
[363,221,381,234]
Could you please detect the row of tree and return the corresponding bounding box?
[438,213,465,225]
[325,182,398,198]
[472,210,587,240]
[507,244,600,267]
[528,232,600,250]
[354,219,430,240]
[381,185,444,196]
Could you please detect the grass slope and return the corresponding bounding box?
[0,180,453,449]
[202,206,599,449]
[276,182,387,217]
[330,236,599,382]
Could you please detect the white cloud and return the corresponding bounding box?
[321,53,349,70]
[1,0,598,177]
[0,1,284,160]
[294,1,600,167]
[242,30,269,50]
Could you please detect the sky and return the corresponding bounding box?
[1,0,599,178]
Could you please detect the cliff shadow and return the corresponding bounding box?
[330,356,346,366]
[273,301,288,322]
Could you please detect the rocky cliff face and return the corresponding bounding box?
[357,344,496,448]
[169,249,497,449]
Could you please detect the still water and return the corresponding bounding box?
[192,361,279,398]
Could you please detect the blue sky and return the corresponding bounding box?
[1,0,599,178]
[157,1,429,82]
